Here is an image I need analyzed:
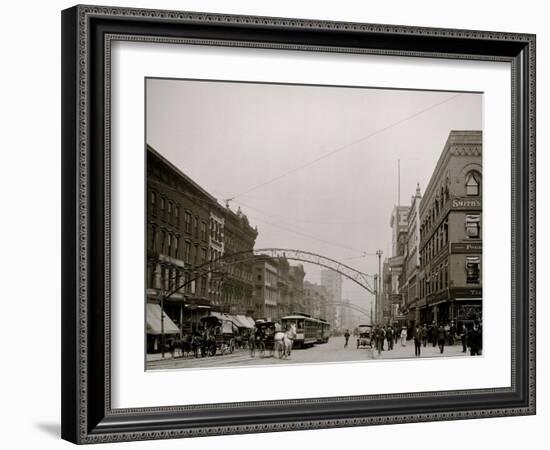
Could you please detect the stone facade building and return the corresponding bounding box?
[417,130,482,326]
[222,206,258,315]
[402,184,422,323]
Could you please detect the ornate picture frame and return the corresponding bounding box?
[61,5,535,444]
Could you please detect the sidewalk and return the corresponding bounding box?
[372,339,473,360]
[146,348,249,363]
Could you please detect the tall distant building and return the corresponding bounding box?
[339,299,353,331]
[320,270,342,325]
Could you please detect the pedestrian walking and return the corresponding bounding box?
[344,329,350,348]
[460,324,468,352]
[400,326,407,347]
[421,324,428,347]
[414,325,422,356]
[431,322,438,347]
[386,327,394,350]
[449,321,457,346]
[437,323,446,354]
[468,321,482,356]
[375,326,385,355]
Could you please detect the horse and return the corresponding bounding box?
[274,323,296,359]
[166,334,192,358]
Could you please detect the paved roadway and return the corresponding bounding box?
[147,335,470,370]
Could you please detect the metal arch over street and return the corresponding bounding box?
[164,247,375,299]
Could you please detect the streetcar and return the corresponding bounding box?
[281,313,331,348]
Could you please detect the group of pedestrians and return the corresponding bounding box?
[371,320,483,357]
[413,320,483,356]
[371,325,408,355]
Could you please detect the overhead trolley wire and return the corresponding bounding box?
[225,93,462,201]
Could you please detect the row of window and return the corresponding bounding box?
[420,221,448,267]
[418,257,481,301]
[420,171,481,239]
[420,262,449,298]
[150,190,210,242]
[420,214,481,268]
[147,265,208,296]
[150,226,209,265]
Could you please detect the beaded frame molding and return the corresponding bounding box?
[61,4,536,444]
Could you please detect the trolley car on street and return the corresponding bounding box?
[281,313,331,348]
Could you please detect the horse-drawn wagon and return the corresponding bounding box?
[199,314,238,356]
[249,320,281,357]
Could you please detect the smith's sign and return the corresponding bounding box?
[452,198,481,209]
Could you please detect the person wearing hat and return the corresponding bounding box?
[414,325,422,356]
[437,323,447,354]
[400,326,407,347]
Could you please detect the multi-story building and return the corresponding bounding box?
[418,130,482,326]
[146,145,217,341]
[402,184,422,324]
[208,211,225,306]
[384,205,410,324]
[146,146,258,348]
[222,206,258,315]
[303,281,329,319]
[320,270,342,327]
[253,257,280,320]
[252,256,306,320]
[339,299,353,332]
[288,265,306,314]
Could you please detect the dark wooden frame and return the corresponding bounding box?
[61,4,536,444]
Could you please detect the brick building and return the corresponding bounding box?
[146,145,258,348]
[417,130,482,326]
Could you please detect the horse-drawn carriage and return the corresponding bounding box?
[249,320,279,357]
[199,314,238,356]
[249,320,297,359]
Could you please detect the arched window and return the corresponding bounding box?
[466,171,481,196]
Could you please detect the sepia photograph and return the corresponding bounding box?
[145,78,483,370]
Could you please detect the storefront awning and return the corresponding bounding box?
[235,315,255,328]
[146,303,180,335]
[184,303,211,310]
[454,298,482,302]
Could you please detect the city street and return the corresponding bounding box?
[146,335,470,370]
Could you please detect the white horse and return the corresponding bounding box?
[274,323,296,359]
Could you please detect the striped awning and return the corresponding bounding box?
[146,303,180,335]
[235,315,255,329]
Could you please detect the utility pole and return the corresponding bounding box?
[376,249,383,323]
[373,274,378,325]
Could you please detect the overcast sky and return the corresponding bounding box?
[146,78,482,316]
